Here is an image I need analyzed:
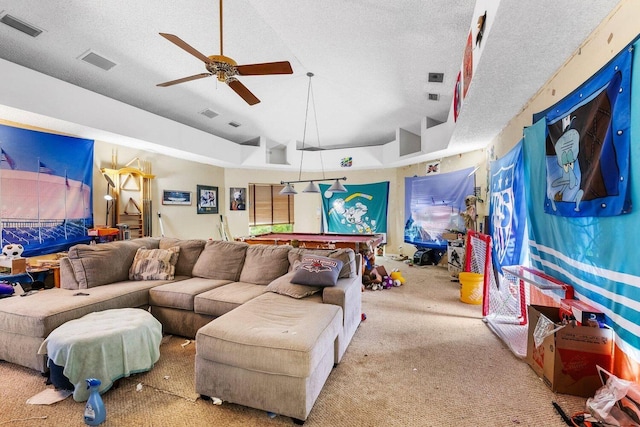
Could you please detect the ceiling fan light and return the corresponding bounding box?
[279,183,297,195]
[302,181,321,193]
[328,179,347,193]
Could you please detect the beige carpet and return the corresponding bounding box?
[0,258,587,426]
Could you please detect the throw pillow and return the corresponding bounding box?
[129,246,180,281]
[291,255,343,287]
[287,248,356,278]
[266,271,322,299]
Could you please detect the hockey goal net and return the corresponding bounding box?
[464,231,529,357]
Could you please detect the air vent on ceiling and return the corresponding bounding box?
[78,50,117,71]
[1,14,42,37]
[228,121,241,128]
[427,93,440,101]
[428,72,444,83]
[199,108,219,119]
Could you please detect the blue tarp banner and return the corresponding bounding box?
[533,45,632,217]
[404,167,475,249]
[320,181,389,235]
[0,124,94,256]
[523,37,640,363]
[489,141,527,272]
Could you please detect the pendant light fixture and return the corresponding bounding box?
[280,72,347,195]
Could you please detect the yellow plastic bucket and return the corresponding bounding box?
[459,272,484,305]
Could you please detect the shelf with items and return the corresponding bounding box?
[101,157,155,238]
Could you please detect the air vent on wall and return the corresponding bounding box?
[78,50,117,71]
[428,72,444,83]
[228,121,241,128]
[199,108,219,119]
[1,14,42,37]
[428,93,440,101]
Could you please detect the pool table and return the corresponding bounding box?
[238,232,384,253]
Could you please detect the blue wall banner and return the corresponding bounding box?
[320,181,389,235]
[523,38,640,363]
[0,124,94,256]
[404,167,475,249]
[489,141,527,271]
[533,45,632,217]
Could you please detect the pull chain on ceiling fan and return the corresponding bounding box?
[156,0,293,105]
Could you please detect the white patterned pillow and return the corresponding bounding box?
[129,246,180,281]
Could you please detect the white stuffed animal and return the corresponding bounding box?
[2,244,24,258]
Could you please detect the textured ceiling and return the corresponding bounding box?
[0,0,622,162]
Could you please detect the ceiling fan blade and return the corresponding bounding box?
[236,61,293,76]
[227,79,260,105]
[157,73,212,87]
[159,33,212,64]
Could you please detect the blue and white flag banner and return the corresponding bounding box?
[320,181,389,236]
[0,124,94,256]
[404,167,475,249]
[523,38,640,364]
[489,141,527,272]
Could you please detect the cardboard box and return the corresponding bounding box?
[559,299,605,327]
[0,257,27,274]
[526,305,613,397]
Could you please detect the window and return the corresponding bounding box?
[248,184,294,234]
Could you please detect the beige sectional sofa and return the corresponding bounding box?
[0,236,362,423]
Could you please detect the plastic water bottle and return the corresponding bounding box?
[84,378,106,426]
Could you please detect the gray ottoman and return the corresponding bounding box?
[195,292,342,423]
[38,308,162,401]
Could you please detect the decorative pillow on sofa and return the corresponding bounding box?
[266,270,322,299]
[129,246,180,281]
[288,248,356,279]
[291,255,343,287]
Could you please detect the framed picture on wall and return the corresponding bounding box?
[230,187,246,211]
[197,185,218,214]
[162,190,192,205]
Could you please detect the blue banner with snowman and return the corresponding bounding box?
[532,44,632,217]
[320,181,389,235]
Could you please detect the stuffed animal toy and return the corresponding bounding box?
[382,276,394,289]
[390,269,405,286]
[459,195,477,231]
[2,244,24,258]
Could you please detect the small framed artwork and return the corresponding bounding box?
[230,187,246,211]
[196,185,218,214]
[162,190,192,205]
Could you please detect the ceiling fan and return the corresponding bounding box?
[157,0,293,105]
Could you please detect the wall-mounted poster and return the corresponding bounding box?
[230,187,246,211]
[197,185,218,214]
[162,190,191,205]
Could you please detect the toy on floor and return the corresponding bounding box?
[390,269,405,286]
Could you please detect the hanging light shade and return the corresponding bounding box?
[279,183,297,195]
[302,181,320,193]
[328,179,347,193]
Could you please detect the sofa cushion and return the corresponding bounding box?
[129,246,180,281]
[68,239,158,289]
[288,248,356,279]
[194,282,267,317]
[196,292,342,378]
[291,255,343,287]
[266,270,322,299]
[149,277,231,311]
[192,240,248,281]
[159,238,206,277]
[238,244,292,285]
